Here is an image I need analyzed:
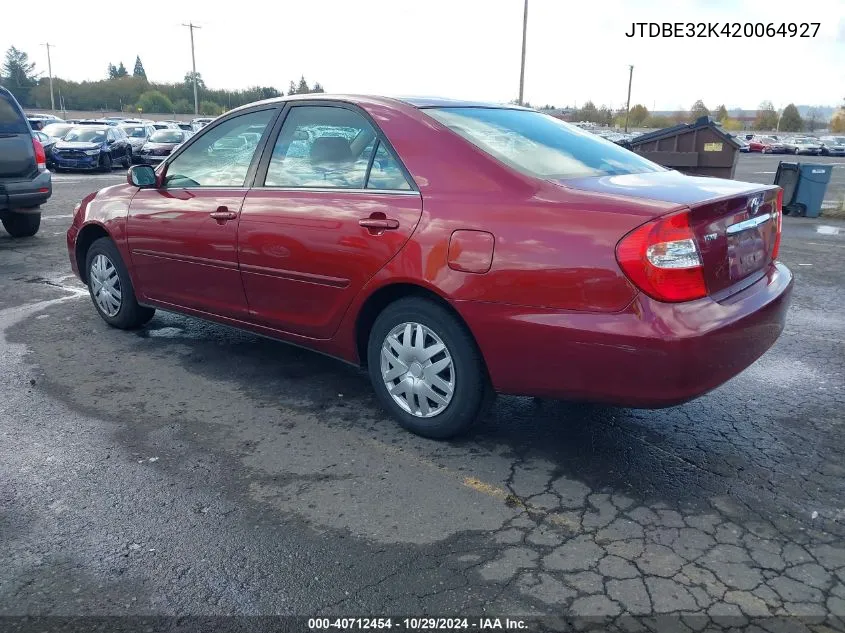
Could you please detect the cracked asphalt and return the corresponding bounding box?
[1,168,844,632]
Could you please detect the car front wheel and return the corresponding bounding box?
[1,210,41,238]
[367,297,490,439]
[85,237,155,329]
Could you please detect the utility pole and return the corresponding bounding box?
[42,42,55,112]
[623,64,634,133]
[183,22,201,115]
[518,0,528,106]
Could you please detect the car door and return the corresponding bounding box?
[238,103,422,339]
[127,106,278,318]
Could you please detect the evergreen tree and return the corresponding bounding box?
[311,82,325,93]
[714,104,728,121]
[108,63,118,79]
[288,80,297,96]
[2,46,38,106]
[627,104,649,127]
[297,75,309,94]
[690,100,710,121]
[133,56,147,80]
[778,104,803,132]
[116,62,128,77]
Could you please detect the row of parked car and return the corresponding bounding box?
[736,133,845,156]
[25,113,218,171]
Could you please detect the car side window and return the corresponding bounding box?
[264,106,377,188]
[366,141,412,190]
[163,109,275,188]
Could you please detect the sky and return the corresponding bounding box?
[2,0,844,111]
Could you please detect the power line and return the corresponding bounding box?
[42,42,55,111]
[182,22,201,115]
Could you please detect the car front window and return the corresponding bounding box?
[164,109,275,188]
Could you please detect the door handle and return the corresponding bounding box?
[209,206,237,222]
[359,217,399,230]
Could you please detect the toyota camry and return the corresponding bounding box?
[67,95,792,438]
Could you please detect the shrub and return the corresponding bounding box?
[136,90,174,114]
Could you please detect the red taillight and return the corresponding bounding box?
[772,188,783,260]
[616,209,707,303]
[32,137,47,170]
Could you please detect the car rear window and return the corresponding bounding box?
[423,107,664,180]
[150,130,183,143]
[0,92,29,134]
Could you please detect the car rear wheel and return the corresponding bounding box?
[99,153,112,172]
[1,210,41,238]
[85,237,155,329]
[367,297,489,439]
[122,150,131,168]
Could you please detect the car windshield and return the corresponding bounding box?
[42,123,73,138]
[424,107,664,179]
[122,126,148,138]
[153,123,169,130]
[150,130,183,143]
[63,128,107,143]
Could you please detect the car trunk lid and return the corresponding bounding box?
[561,170,781,297]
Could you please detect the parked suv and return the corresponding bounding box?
[0,87,50,238]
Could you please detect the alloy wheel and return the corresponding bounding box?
[89,254,122,317]
[380,322,455,418]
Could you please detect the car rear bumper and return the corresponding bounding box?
[0,171,52,212]
[457,262,793,407]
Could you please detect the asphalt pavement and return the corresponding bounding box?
[1,168,844,631]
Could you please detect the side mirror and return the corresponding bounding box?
[127,164,157,188]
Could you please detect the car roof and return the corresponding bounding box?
[392,96,526,109]
[223,94,526,116]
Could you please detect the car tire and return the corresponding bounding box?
[99,153,112,172]
[367,297,490,439]
[122,151,131,169]
[1,210,41,238]
[85,237,155,329]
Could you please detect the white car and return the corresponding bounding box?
[792,137,823,155]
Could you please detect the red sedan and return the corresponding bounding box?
[67,96,792,438]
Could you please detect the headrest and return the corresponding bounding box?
[310,136,352,164]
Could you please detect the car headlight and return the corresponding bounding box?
[84,149,100,156]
